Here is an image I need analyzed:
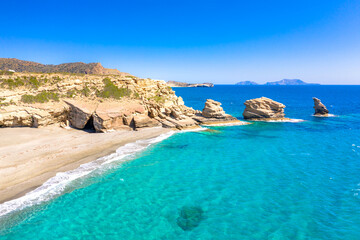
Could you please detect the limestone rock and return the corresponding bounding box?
[64,100,98,129]
[313,97,329,116]
[93,100,145,132]
[202,99,226,118]
[133,115,161,128]
[243,97,285,119]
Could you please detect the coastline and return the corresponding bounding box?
[0,126,171,204]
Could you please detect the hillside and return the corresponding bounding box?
[0,58,131,76]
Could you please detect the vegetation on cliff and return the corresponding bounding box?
[0,58,131,76]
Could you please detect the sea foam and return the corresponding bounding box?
[0,131,176,217]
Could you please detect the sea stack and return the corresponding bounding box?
[243,97,286,120]
[313,97,329,116]
[191,99,244,125]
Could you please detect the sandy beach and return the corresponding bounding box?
[0,126,171,203]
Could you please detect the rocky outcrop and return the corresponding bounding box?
[313,97,329,116]
[191,99,240,125]
[243,97,286,120]
[167,81,214,88]
[133,115,161,128]
[0,70,248,131]
[202,99,226,118]
[0,103,68,128]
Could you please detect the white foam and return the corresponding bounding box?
[0,131,175,218]
[312,114,337,117]
[266,118,305,123]
[201,122,250,127]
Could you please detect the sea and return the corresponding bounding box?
[1,85,360,240]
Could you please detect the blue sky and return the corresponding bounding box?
[1,0,359,84]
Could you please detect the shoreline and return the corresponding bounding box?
[0,126,171,204]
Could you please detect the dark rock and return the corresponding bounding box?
[176,206,204,231]
[313,97,329,116]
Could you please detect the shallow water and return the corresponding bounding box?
[1,85,360,239]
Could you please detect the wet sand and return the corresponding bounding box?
[0,126,170,203]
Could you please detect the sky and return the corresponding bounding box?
[1,0,360,84]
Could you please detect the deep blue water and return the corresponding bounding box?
[1,85,360,239]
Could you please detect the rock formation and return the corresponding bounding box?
[243,97,286,120]
[167,81,214,88]
[191,99,239,124]
[0,66,245,131]
[313,97,329,116]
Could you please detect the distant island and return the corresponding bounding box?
[236,79,320,86]
[235,81,258,85]
[167,81,214,88]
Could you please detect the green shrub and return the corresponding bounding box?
[21,91,59,103]
[80,85,91,97]
[97,78,131,99]
[0,78,25,89]
[29,76,40,89]
[151,95,165,103]
[0,70,15,75]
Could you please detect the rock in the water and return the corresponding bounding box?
[202,99,226,118]
[313,97,329,116]
[176,206,204,231]
[243,97,286,119]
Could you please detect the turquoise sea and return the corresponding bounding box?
[1,85,360,239]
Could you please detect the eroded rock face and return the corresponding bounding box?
[202,99,226,118]
[0,103,68,128]
[243,97,285,119]
[313,97,329,116]
[64,100,98,129]
[133,115,161,128]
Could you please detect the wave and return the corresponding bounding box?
[201,122,250,127]
[266,118,305,123]
[0,131,176,218]
[312,114,337,117]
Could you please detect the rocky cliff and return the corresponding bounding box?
[0,71,242,131]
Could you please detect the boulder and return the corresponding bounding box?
[313,97,329,116]
[202,99,226,118]
[93,101,145,132]
[133,115,161,128]
[243,97,285,119]
[64,100,97,129]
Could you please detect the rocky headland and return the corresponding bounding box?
[243,97,290,121]
[167,81,214,88]
[313,97,329,116]
[0,65,242,132]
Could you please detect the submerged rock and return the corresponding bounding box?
[313,97,329,116]
[176,206,204,231]
[243,97,286,120]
